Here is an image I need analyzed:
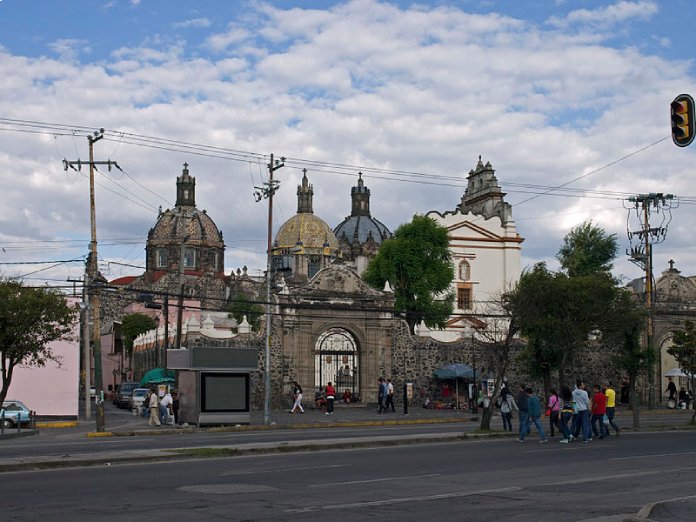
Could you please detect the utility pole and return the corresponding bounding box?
[64,129,120,414]
[254,153,284,424]
[176,219,188,352]
[626,193,677,409]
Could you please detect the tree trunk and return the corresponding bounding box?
[630,375,640,429]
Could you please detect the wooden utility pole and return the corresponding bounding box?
[64,129,120,405]
[255,154,283,424]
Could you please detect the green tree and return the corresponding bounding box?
[0,280,77,405]
[121,313,157,372]
[557,220,618,277]
[667,321,696,424]
[363,215,454,333]
[227,293,264,332]
[513,263,620,390]
[604,289,650,428]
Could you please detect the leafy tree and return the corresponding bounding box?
[513,263,620,390]
[363,215,454,333]
[604,289,650,428]
[557,220,618,277]
[0,280,77,405]
[668,321,696,424]
[227,293,264,332]
[121,312,157,370]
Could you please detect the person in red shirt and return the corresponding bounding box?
[590,384,608,439]
[325,382,336,415]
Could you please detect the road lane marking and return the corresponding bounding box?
[308,473,440,488]
[221,464,347,476]
[285,486,521,512]
[611,451,696,460]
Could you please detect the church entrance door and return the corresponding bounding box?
[315,328,359,400]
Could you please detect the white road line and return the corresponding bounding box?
[611,451,696,460]
[285,486,521,513]
[308,473,440,488]
[220,464,348,476]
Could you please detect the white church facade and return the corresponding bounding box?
[423,157,524,341]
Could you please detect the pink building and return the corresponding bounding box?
[6,297,81,419]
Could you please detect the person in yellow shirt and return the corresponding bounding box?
[604,382,620,436]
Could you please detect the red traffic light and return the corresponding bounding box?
[671,94,695,147]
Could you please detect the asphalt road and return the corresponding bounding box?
[2,430,696,521]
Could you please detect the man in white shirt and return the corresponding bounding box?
[159,391,172,424]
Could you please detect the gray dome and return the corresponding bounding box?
[334,215,391,246]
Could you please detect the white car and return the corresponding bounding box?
[129,388,150,411]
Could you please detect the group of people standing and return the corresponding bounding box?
[500,380,620,444]
[144,388,178,427]
[377,377,396,413]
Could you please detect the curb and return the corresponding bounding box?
[36,421,78,429]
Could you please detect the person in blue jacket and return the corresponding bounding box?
[519,387,547,443]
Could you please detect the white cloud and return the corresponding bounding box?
[547,0,658,29]
[0,0,694,284]
[173,17,211,29]
[48,39,91,63]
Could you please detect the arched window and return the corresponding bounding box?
[459,260,471,281]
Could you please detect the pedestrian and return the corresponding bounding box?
[572,379,592,443]
[667,377,677,402]
[290,382,304,413]
[517,383,530,439]
[590,384,608,439]
[519,388,547,443]
[385,378,396,412]
[325,381,336,415]
[377,377,387,413]
[147,387,161,427]
[141,390,151,418]
[604,382,620,435]
[559,385,574,443]
[172,391,180,425]
[160,390,172,425]
[547,388,561,437]
[500,387,518,431]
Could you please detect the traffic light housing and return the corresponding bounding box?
[671,93,695,147]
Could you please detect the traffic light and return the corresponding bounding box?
[671,93,695,147]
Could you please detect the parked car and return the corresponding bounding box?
[1,400,32,429]
[129,388,150,411]
[115,382,140,408]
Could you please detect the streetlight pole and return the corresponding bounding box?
[255,154,284,424]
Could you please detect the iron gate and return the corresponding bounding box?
[315,328,359,398]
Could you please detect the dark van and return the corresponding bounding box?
[115,382,140,408]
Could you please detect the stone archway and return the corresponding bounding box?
[315,328,359,397]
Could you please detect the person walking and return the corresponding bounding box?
[519,388,547,443]
[290,382,305,414]
[604,382,620,435]
[377,377,387,413]
[559,385,574,443]
[547,388,561,437]
[147,387,161,427]
[667,377,677,402]
[517,384,530,440]
[385,378,396,412]
[325,382,336,415]
[160,390,173,425]
[590,384,608,439]
[572,380,592,442]
[500,387,518,431]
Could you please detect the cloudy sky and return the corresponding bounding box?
[1,0,695,290]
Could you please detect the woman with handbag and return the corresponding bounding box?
[547,388,561,437]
